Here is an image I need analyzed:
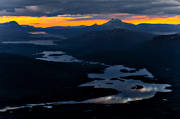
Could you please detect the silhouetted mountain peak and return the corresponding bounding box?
[4,21,18,25]
[108,19,123,23]
[0,21,20,28]
[91,24,99,27]
[102,19,136,30]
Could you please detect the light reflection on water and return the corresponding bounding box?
[36,51,107,65]
[1,40,56,46]
[80,65,171,104]
[88,65,154,79]
[29,32,47,35]
[81,79,171,104]
[36,51,82,63]
[36,51,171,104]
[0,52,172,112]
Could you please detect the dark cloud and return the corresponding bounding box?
[0,0,180,16]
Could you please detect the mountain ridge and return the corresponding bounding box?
[1,19,180,35]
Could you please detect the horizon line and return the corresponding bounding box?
[1,14,180,28]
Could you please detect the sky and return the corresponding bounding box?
[1,0,180,27]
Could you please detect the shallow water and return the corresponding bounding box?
[36,51,82,63]
[36,51,171,104]
[88,65,154,79]
[80,65,171,104]
[0,51,171,112]
[36,51,107,65]
[37,51,65,57]
[1,40,56,46]
[29,32,47,35]
[0,65,172,112]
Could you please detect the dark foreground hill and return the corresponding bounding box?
[0,53,179,119]
[0,54,110,107]
[61,28,154,56]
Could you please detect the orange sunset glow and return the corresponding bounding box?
[0,15,108,28]
[123,15,180,25]
[1,14,180,28]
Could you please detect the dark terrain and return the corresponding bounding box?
[0,20,180,119]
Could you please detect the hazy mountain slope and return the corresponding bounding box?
[61,28,155,58]
[0,21,30,41]
[136,24,180,34]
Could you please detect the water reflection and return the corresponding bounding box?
[37,52,171,104]
[0,65,172,112]
[0,54,172,112]
[36,51,107,65]
[29,32,47,35]
[80,65,171,104]
[88,65,154,79]
[36,51,82,63]
[1,40,56,46]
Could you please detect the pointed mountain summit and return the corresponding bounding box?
[103,19,123,26]
[0,21,21,28]
[0,21,28,41]
[4,21,19,25]
[91,23,99,27]
[108,18,123,23]
[102,19,136,30]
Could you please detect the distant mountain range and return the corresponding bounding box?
[44,19,180,35]
[1,19,180,40]
[42,19,180,36]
